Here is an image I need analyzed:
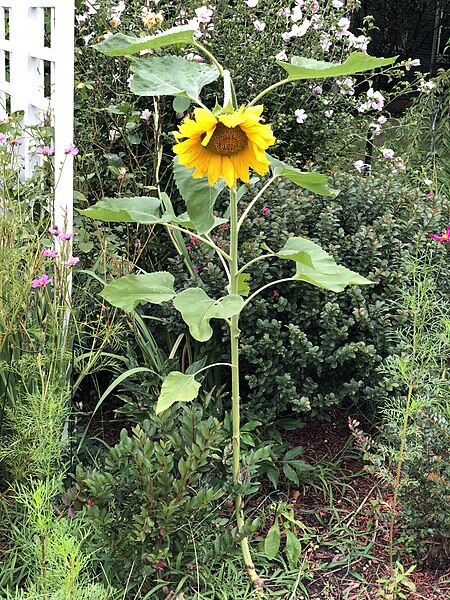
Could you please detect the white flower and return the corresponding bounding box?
[295,0,304,6]
[405,58,421,70]
[324,110,334,118]
[383,148,394,159]
[275,50,288,61]
[370,123,382,135]
[254,20,266,31]
[310,0,319,14]
[354,160,365,172]
[377,115,387,124]
[424,178,433,186]
[140,109,152,121]
[320,34,331,51]
[195,5,214,24]
[109,129,120,141]
[332,0,343,7]
[278,7,291,16]
[282,31,291,42]
[337,17,350,29]
[291,5,303,22]
[312,85,323,94]
[419,79,436,92]
[367,88,385,111]
[291,19,311,37]
[295,109,308,124]
[245,0,258,6]
[185,52,205,62]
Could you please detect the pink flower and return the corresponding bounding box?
[185,53,205,62]
[62,256,80,267]
[278,7,290,16]
[0,133,7,143]
[426,193,434,198]
[312,85,323,94]
[310,0,319,13]
[377,115,387,125]
[320,35,331,51]
[261,206,269,215]
[32,274,52,288]
[332,0,343,7]
[254,20,266,32]
[48,225,61,236]
[36,146,54,155]
[140,108,152,120]
[429,227,450,243]
[64,143,79,156]
[43,248,57,258]
[186,245,193,251]
[382,148,394,159]
[193,267,199,274]
[324,110,334,118]
[190,236,200,243]
[367,88,385,111]
[58,232,75,241]
[273,290,280,297]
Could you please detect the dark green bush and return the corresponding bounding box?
[73,404,227,593]
[149,171,449,421]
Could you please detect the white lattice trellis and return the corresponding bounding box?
[0,0,74,237]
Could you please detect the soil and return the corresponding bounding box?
[276,417,450,599]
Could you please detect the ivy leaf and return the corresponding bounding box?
[94,25,196,56]
[100,272,176,312]
[155,371,201,414]
[269,156,339,197]
[264,520,281,559]
[173,157,227,233]
[173,288,244,341]
[276,237,372,293]
[130,56,219,102]
[277,52,397,81]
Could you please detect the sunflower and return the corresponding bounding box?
[173,105,276,187]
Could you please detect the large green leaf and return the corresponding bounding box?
[269,156,339,197]
[173,288,244,341]
[264,520,281,559]
[78,197,161,223]
[277,52,397,81]
[173,157,227,233]
[130,56,220,101]
[100,272,176,312]
[78,196,196,227]
[155,371,201,414]
[94,25,196,56]
[276,237,372,293]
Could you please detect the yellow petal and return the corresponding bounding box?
[219,113,245,128]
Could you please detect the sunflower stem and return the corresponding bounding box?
[248,78,290,107]
[229,186,262,588]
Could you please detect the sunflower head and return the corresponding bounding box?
[173,105,276,187]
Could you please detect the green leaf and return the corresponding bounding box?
[93,25,197,56]
[269,156,339,197]
[173,288,244,342]
[78,196,161,223]
[237,273,251,297]
[130,55,219,101]
[100,272,176,312]
[277,52,397,81]
[283,463,299,486]
[173,157,227,233]
[285,530,301,567]
[173,96,191,113]
[264,520,281,559]
[276,237,372,293]
[155,371,201,414]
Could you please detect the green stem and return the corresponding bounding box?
[243,278,293,308]
[237,253,276,276]
[229,185,261,587]
[163,223,231,262]
[248,78,290,107]
[237,175,277,232]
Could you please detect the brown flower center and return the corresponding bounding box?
[205,122,248,156]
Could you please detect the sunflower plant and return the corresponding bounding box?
[80,24,396,586]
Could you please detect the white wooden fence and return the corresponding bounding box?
[0,0,74,237]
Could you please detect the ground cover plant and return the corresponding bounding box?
[1,1,450,598]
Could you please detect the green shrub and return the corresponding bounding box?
[150,171,449,420]
[73,404,227,593]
